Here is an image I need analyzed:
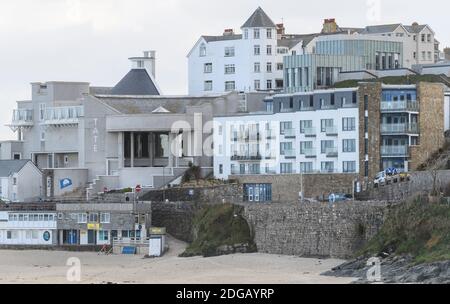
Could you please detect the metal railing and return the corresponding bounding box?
[381,123,419,134]
[43,106,84,124]
[380,145,409,156]
[325,126,338,135]
[11,109,33,123]
[302,127,316,137]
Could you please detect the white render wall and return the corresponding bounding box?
[214,107,360,179]
[188,28,284,95]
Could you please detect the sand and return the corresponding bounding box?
[0,237,356,284]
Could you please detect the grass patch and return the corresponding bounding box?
[359,195,450,264]
[180,203,256,257]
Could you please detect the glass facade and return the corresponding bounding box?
[243,184,272,202]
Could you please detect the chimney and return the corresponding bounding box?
[223,28,234,36]
[276,23,285,38]
[130,50,156,78]
[322,18,338,34]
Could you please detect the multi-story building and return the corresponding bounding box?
[213,82,447,200]
[0,160,43,202]
[188,7,306,95]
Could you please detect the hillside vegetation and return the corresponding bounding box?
[360,195,450,264]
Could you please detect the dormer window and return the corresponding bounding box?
[199,43,207,57]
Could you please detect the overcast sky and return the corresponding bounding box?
[0,0,449,140]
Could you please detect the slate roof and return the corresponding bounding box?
[0,160,30,177]
[360,24,403,34]
[110,69,160,96]
[241,7,276,28]
[404,24,428,33]
[202,34,243,43]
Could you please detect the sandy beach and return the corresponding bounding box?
[0,237,355,284]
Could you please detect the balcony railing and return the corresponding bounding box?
[282,149,296,158]
[380,145,409,156]
[231,154,262,161]
[321,168,336,174]
[301,148,317,158]
[325,147,338,157]
[325,126,338,136]
[302,127,316,137]
[283,129,296,138]
[265,130,276,139]
[43,106,84,125]
[381,123,419,134]
[10,109,33,127]
[381,101,419,112]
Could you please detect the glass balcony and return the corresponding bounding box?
[302,127,316,137]
[283,128,296,138]
[282,149,297,158]
[325,126,338,136]
[381,145,409,157]
[43,106,84,125]
[325,147,338,158]
[381,101,419,112]
[301,148,317,158]
[10,109,33,127]
[230,153,262,161]
[381,123,419,134]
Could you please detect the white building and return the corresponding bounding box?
[213,88,360,180]
[188,7,304,95]
[0,160,43,202]
[0,210,57,245]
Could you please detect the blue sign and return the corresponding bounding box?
[60,178,73,189]
[43,231,51,242]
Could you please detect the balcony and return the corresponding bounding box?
[8,109,34,129]
[325,126,338,136]
[381,145,409,157]
[301,148,317,158]
[381,101,419,112]
[265,130,276,140]
[321,168,336,174]
[283,129,296,138]
[381,123,419,134]
[231,154,262,161]
[282,149,296,159]
[42,106,84,126]
[302,127,316,137]
[325,147,338,158]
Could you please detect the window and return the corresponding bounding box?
[300,120,313,133]
[204,81,213,91]
[225,81,235,91]
[40,131,45,142]
[244,184,272,202]
[88,213,98,223]
[343,161,356,173]
[343,139,356,153]
[342,117,356,131]
[280,121,292,135]
[280,163,293,174]
[266,45,272,55]
[225,64,235,74]
[254,29,260,39]
[224,47,235,57]
[321,140,335,153]
[13,153,21,160]
[204,63,212,73]
[321,119,334,132]
[364,95,368,111]
[300,141,313,154]
[280,142,293,155]
[300,162,313,173]
[254,45,260,56]
[254,80,260,90]
[199,43,206,57]
[39,104,46,121]
[266,80,272,90]
[277,63,283,71]
[427,34,432,43]
[422,51,426,60]
[244,29,249,39]
[266,62,272,73]
[254,62,261,73]
[100,213,110,224]
[428,51,432,61]
[77,213,87,223]
[421,34,426,42]
[266,28,272,39]
[99,231,109,241]
[13,177,17,186]
[321,162,334,173]
[219,164,223,174]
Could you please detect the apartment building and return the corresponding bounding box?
[188,7,306,95]
[213,82,447,200]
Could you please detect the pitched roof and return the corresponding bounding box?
[278,34,319,48]
[0,160,30,177]
[241,7,276,28]
[404,24,428,33]
[360,24,403,34]
[110,69,160,96]
[202,34,243,43]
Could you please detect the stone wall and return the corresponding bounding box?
[356,170,450,201]
[141,184,243,203]
[234,173,358,201]
[410,82,445,170]
[244,201,393,259]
